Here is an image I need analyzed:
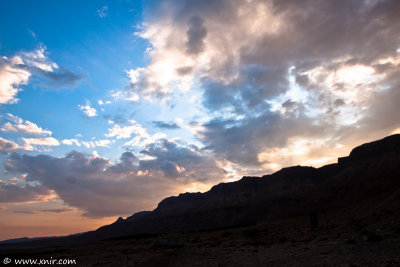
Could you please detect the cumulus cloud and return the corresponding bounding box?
[126,0,400,169]
[78,101,97,117]
[1,113,52,136]
[0,47,83,104]
[4,139,225,217]
[0,57,30,104]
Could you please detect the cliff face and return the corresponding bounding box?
[93,134,400,238]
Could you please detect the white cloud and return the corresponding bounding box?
[94,139,114,147]
[21,47,58,72]
[105,120,166,148]
[81,139,114,149]
[0,60,30,104]
[1,114,52,136]
[22,137,60,151]
[111,90,139,102]
[61,139,81,146]
[105,120,147,139]
[124,132,167,148]
[78,101,97,117]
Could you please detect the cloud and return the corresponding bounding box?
[22,137,60,151]
[0,138,27,153]
[13,208,73,214]
[62,138,114,149]
[139,139,223,180]
[0,179,52,203]
[0,57,30,104]
[97,5,108,18]
[111,89,139,102]
[0,47,83,104]
[105,120,167,148]
[152,120,180,129]
[1,113,52,136]
[128,0,400,169]
[78,101,97,117]
[81,139,114,149]
[186,16,207,55]
[61,139,81,146]
[40,208,73,213]
[105,120,147,139]
[4,139,225,217]
[0,135,61,153]
[37,67,83,89]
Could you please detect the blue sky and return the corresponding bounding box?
[1,0,400,240]
[0,0,202,161]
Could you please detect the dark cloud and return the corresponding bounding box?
[139,139,223,180]
[36,67,84,89]
[40,208,73,213]
[14,63,84,89]
[4,140,224,217]
[0,180,51,203]
[186,16,207,55]
[200,107,332,166]
[152,121,180,129]
[12,208,73,214]
[0,138,20,154]
[176,66,193,75]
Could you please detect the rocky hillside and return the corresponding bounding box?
[92,134,400,237]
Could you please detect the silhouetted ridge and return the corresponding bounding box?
[349,134,400,159]
[2,134,400,249]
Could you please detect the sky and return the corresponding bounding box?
[0,0,399,240]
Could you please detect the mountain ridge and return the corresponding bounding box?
[1,134,399,249]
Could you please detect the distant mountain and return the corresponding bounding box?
[2,134,400,249]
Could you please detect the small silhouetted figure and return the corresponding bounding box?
[309,212,318,230]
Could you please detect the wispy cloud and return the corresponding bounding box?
[152,121,180,130]
[97,5,108,18]
[0,46,83,104]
